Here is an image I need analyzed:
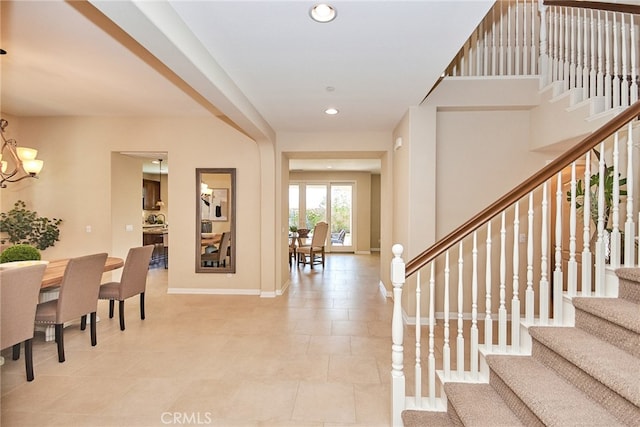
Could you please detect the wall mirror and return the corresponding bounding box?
[196,168,236,273]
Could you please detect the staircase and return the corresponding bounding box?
[401,268,640,426]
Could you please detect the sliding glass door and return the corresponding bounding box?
[289,182,354,252]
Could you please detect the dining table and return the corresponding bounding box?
[40,256,124,289]
[37,256,124,341]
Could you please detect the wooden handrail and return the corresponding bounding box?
[405,99,640,278]
[544,1,640,15]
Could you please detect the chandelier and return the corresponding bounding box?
[0,118,44,188]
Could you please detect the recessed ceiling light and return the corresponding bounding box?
[310,4,337,23]
[324,107,339,115]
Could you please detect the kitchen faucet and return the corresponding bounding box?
[156,213,166,227]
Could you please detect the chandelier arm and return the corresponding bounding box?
[0,118,42,188]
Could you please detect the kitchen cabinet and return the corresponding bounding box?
[142,179,160,210]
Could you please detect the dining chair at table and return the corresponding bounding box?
[98,245,154,331]
[297,221,329,269]
[0,263,47,381]
[34,253,108,363]
[201,231,230,267]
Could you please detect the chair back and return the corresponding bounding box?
[118,245,154,299]
[310,221,328,247]
[56,253,108,323]
[0,263,47,350]
[216,232,231,263]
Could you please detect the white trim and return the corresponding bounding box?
[355,250,371,255]
[167,288,260,295]
[261,291,277,298]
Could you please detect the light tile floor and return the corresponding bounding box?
[1,253,392,427]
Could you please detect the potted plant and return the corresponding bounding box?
[0,244,41,263]
[567,149,627,261]
[0,200,63,250]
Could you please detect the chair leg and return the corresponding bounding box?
[140,292,145,320]
[55,324,65,363]
[80,315,87,330]
[119,300,126,331]
[12,343,20,360]
[109,300,115,318]
[24,338,34,381]
[90,312,97,346]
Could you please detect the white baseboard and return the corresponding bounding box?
[355,250,371,255]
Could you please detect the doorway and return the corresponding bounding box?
[289,181,355,252]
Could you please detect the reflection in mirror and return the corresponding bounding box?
[196,168,236,273]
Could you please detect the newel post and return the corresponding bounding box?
[391,244,406,427]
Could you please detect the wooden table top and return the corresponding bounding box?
[41,256,124,289]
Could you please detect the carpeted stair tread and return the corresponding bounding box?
[486,355,625,426]
[444,382,523,426]
[529,326,640,406]
[572,297,640,333]
[616,268,640,303]
[401,409,455,427]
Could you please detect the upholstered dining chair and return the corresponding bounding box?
[35,253,108,363]
[98,245,153,331]
[297,221,329,269]
[201,232,230,267]
[1,263,47,381]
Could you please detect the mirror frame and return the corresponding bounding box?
[196,168,236,273]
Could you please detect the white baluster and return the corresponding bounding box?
[582,150,593,296]
[415,269,422,407]
[499,212,507,352]
[444,251,451,379]
[540,182,550,325]
[605,11,612,109]
[500,1,505,76]
[576,8,583,94]
[597,11,604,97]
[492,8,498,76]
[625,123,636,266]
[457,242,465,377]
[590,10,597,98]
[390,244,405,426]
[621,14,629,107]
[477,24,483,76]
[564,7,570,91]
[569,8,576,91]
[526,192,535,323]
[595,142,606,296]
[428,263,436,407]
[539,2,549,87]
[515,0,521,75]
[484,20,489,76]
[485,222,493,349]
[512,202,521,353]
[630,15,638,103]
[613,13,621,108]
[530,0,536,74]
[568,162,578,296]
[611,132,621,267]
[554,172,564,324]
[583,9,590,100]
[471,232,479,380]
[554,7,560,82]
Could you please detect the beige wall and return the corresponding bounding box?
[0,115,265,293]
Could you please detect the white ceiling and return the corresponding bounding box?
[0,0,493,171]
